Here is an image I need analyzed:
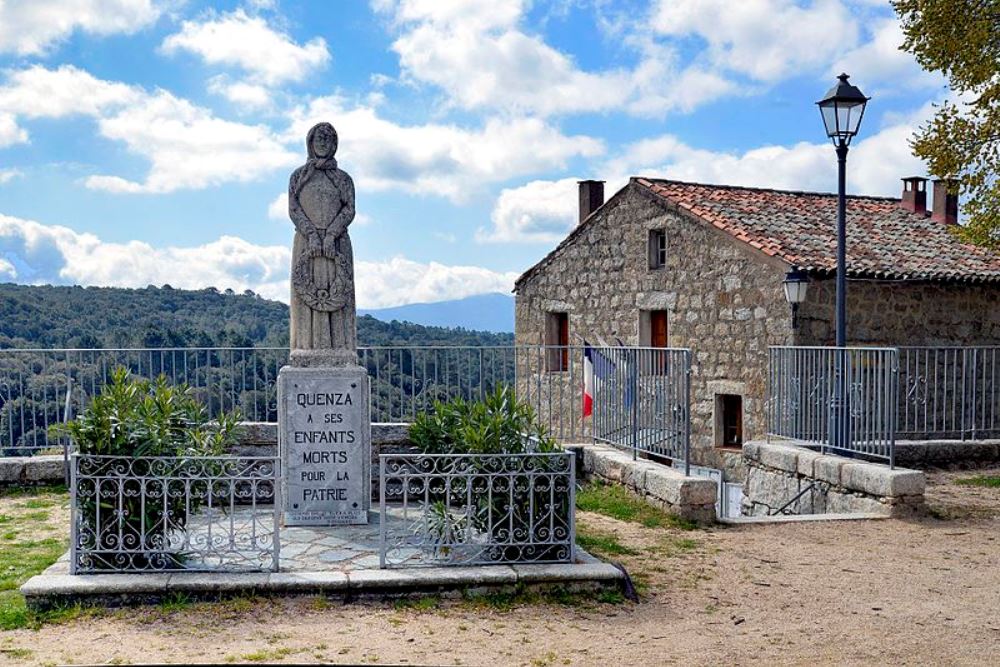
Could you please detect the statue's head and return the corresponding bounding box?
[307,122,338,159]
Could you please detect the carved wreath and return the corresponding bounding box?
[292,248,350,312]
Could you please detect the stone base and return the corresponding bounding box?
[279,364,371,526]
[21,550,624,612]
[289,349,359,368]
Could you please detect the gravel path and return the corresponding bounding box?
[3,468,998,666]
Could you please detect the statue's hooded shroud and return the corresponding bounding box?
[292,122,339,200]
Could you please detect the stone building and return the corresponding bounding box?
[513,177,1000,479]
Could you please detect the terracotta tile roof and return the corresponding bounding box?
[633,178,1000,283]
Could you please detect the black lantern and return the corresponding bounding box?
[783,268,809,329]
[816,73,869,146]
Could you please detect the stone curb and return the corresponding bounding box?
[21,556,624,610]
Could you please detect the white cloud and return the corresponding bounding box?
[0,0,162,56]
[479,105,933,244]
[85,89,296,193]
[478,178,579,244]
[0,213,516,307]
[286,95,603,201]
[831,18,942,93]
[651,0,859,82]
[0,65,297,193]
[610,109,930,198]
[0,113,27,147]
[0,168,21,184]
[207,76,272,109]
[355,256,517,308]
[377,0,737,117]
[161,9,330,86]
[268,192,288,220]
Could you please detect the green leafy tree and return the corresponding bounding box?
[894,0,1000,247]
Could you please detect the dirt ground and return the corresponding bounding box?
[2,468,999,667]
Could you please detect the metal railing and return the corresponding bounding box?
[0,345,692,467]
[378,452,575,568]
[70,454,280,573]
[588,347,691,471]
[898,347,1000,440]
[767,346,899,465]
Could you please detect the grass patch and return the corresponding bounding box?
[157,592,194,613]
[576,526,638,558]
[576,481,697,530]
[955,475,1000,488]
[230,646,299,663]
[463,583,626,611]
[0,485,70,630]
[392,595,441,612]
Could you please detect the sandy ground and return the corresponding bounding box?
[2,468,999,667]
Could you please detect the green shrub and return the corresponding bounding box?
[409,386,557,455]
[53,367,240,457]
[52,368,242,570]
[407,388,569,561]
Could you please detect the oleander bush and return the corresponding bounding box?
[52,368,242,570]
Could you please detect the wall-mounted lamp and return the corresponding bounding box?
[783,268,809,329]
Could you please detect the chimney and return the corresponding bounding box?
[578,180,605,224]
[931,178,959,226]
[899,176,927,214]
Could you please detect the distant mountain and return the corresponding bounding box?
[0,283,513,349]
[360,293,514,333]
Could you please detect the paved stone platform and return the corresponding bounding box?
[21,509,622,610]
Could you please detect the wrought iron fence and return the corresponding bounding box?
[378,452,575,568]
[898,347,1000,440]
[70,454,280,573]
[767,346,899,465]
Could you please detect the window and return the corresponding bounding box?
[716,394,744,448]
[648,229,666,269]
[545,312,569,372]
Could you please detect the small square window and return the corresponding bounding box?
[648,229,666,269]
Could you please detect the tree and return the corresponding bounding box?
[894,0,1000,247]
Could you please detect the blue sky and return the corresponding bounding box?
[0,0,947,308]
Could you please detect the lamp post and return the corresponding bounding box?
[782,268,809,331]
[817,73,869,346]
[817,73,869,454]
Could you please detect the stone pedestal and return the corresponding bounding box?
[279,365,371,525]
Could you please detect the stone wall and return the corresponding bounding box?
[742,441,925,517]
[568,443,717,523]
[514,183,1000,483]
[798,279,1000,346]
[515,184,796,478]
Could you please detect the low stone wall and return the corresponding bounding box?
[894,439,1000,468]
[0,455,66,486]
[0,423,414,488]
[566,443,717,523]
[742,441,925,517]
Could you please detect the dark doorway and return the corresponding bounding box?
[718,394,743,448]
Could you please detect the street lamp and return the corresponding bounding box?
[817,73,869,456]
[782,268,809,329]
[817,73,869,346]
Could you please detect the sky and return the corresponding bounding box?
[0,0,948,308]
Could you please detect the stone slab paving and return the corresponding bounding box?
[21,508,621,610]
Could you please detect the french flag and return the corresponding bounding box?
[582,343,613,418]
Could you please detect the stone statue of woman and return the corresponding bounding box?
[287,122,358,367]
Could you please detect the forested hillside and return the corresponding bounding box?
[0,284,513,349]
